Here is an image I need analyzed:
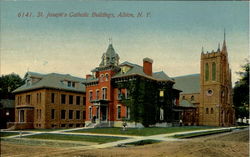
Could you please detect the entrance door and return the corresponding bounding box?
[101,106,107,121]
[19,110,24,122]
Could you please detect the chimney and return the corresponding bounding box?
[143,57,153,76]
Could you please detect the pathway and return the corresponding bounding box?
[1,126,240,150]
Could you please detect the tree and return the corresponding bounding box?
[0,73,24,99]
[233,59,249,118]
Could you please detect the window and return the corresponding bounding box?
[102,88,107,100]
[61,110,66,119]
[182,96,185,100]
[61,94,66,104]
[36,93,39,104]
[206,108,209,114]
[26,95,31,104]
[76,110,80,119]
[36,93,41,104]
[159,90,164,97]
[83,97,86,106]
[68,81,72,87]
[51,93,55,103]
[18,96,22,105]
[89,107,92,119]
[117,89,122,100]
[126,106,130,119]
[96,107,99,119]
[205,63,209,81]
[76,96,80,105]
[72,82,75,87]
[125,89,130,99]
[19,110,24,122]
[83,111,86,119]
[100,74,104,82]
[96,90,99,100]
[69,95,73,104]
[211,108,214,114]
[51,109,55,120]
[117,106,121,119]
[105,73,109,81]
[212,62,216,81]
[89,91,93,101]
[69,110,73,119]
[61,124,66,127]
[191,95,194,101]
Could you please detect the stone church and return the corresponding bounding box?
[174,32,235,126]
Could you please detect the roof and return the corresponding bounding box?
[13,72,86,93]
[173,74,200,94]
[112,61,173,82]
[179,99,196,108]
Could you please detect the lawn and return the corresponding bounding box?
[0,132,23,137]
[25,133,127,144]
[70,126,216,136]
[173,128,232,139]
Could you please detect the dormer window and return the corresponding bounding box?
[121,66,131,74]
[68,81,72,87]
[26,79,32,86]
[67,81,75,88]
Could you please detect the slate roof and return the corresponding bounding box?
[179,99,196,108]
[13,72,86,93]
[112,61,174,82]
[173,74,200,94]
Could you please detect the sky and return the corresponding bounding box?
[0,0,249,85]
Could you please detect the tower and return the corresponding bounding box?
[199,31,235,126]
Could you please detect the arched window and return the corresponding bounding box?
[211,108,214,114]
[100,74,104,82]
[212,62,216,81]
[105,73,109,81]
[205,63,209,81]
[206,108,209,114]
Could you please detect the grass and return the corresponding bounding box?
[71,126,216,136]
[173,129,232,139]
[1,138,86,147]
[0,132,24,137]
[25,133,127,144]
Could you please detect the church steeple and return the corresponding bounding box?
[222,29,227,52]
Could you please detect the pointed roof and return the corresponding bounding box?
[99,43,120,67]
[222,29,227,52]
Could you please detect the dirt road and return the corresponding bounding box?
[1,129,249,157]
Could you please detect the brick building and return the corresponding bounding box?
[12,72,86,129]
[85,44,180,127]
